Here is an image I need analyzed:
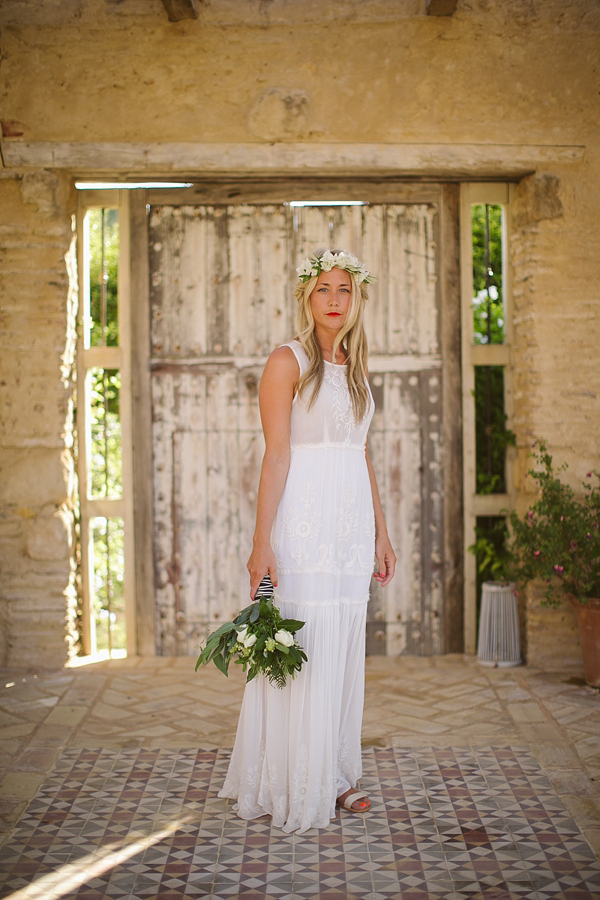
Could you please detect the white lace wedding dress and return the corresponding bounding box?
[218,340,375,833]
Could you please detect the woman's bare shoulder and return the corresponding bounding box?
[264,345,300,378]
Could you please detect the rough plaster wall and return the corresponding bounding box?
[0,0,599,664]
[512,155,600,484]
[509,150,600,664]
[0,172,77,667]
[0,0,599,144]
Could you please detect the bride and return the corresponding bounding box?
[218,249,396,833]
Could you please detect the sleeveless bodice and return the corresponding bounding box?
[286,341,374,448]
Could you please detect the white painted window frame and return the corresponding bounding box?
[76,189,137,656]
[460,183,516,653]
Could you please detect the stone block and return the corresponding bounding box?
[12,747,58,773]
[0,798,27,832]
[25,506,72,561]
[20,170,60,217]
[507,701,548,724]
[249,88,310,141]
[0,771,45,800]
[513,173,564,227]
[6,629,69,669]
[0,449,70,506]
[44,705,88,726]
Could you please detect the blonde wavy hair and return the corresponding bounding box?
[293,249,370,423]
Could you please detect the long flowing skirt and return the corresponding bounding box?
[218,445,374,834]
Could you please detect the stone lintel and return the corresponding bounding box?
[0,141,586,179]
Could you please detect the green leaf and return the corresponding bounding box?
[201,623,235,652]
[234,604,254,624]
[212,653,229,676]
[275,643,290,654]
[249,603,260,623]
[279,618,305,632]
[259,598,271,617]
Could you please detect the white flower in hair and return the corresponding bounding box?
[296,249,376,285]
[296,258,317,279]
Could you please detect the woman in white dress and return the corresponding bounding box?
[219,249,396,833]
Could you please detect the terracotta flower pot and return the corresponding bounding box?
[570,597,600,687]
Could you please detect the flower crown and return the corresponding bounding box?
[296,250,376,285]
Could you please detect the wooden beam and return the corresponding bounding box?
[426,0,458,15]
[129,191,157,655]
[162,0,198,22]
[439,183,464,653]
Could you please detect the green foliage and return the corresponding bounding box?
[470,516,511,584]
[196,597,307,689]
[89,368,122,499]
[474,366,515,495]
[506,441,600,606]
[78,209,124,654]
[88,208,119,347]
[93,517,125,652]
[472,204,504,345]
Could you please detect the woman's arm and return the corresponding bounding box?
[366,440,397,587]
[246,346,299,599]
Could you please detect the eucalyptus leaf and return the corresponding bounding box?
[249,603,260,623]
[212,653,229,676]
[279,618,305,632]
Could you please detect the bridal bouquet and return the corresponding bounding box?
[195,579,307,689]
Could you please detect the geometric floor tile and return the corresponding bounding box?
[1,745,599,900]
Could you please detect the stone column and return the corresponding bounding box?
[0,169,78,667]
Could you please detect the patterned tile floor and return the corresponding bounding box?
[1,744,600,900]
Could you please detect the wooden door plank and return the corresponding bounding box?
[361,205,386,355]
[149,206,210,358]
[173,428,209,653]
[419,368,444,655]
[152,372,176,655]
[129,191,156,655]
[439,183,464,652]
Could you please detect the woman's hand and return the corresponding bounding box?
[373,533,396,587]
[365,440,396,587]
[247,541,278,601]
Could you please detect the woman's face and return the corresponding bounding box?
[309,267,352,334]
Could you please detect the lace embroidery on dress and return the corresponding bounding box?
[324,365,355,442]
[283,480,322,567]
[336,483,360,542]
[288,743,335,831]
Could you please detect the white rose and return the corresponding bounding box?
[242,633,257,648]
[236,625,249,643]
[274,629,294,647]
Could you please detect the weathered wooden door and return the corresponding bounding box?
[147,190,461,657]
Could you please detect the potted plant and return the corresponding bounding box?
[506,440,600,686]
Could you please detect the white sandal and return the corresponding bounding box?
[336,789,371,812]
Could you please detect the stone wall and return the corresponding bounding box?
[0,0,599,666]
[524,581,582,672]
[0,172,78,667]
